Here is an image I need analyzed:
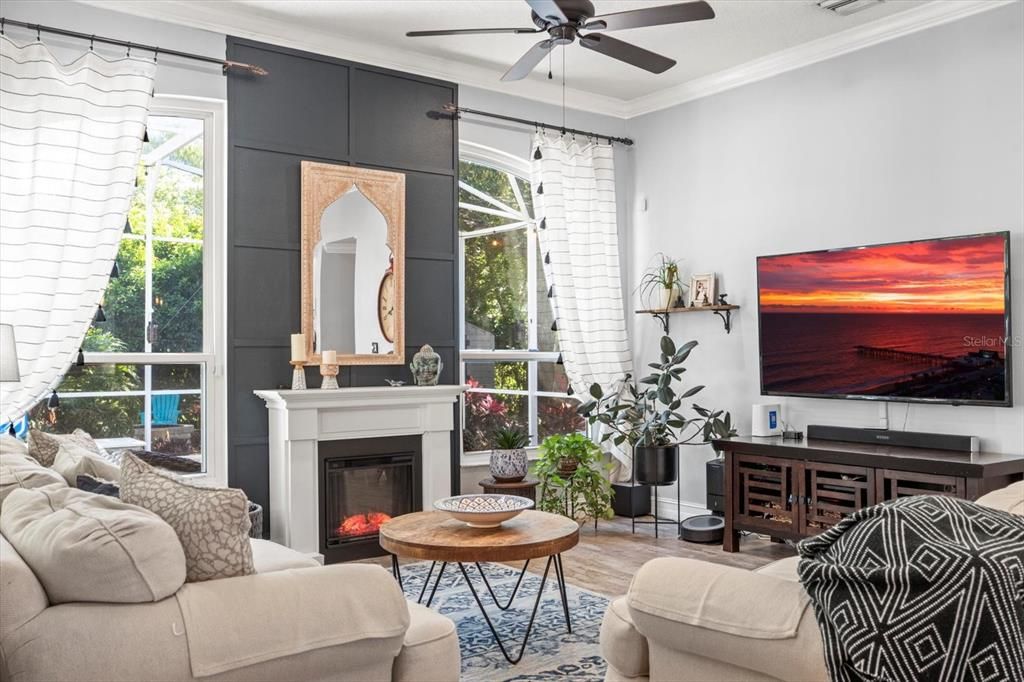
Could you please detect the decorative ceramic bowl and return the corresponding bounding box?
[434,494,534,528]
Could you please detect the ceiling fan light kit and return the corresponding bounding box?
[406,0,716,81]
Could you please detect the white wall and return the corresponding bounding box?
[2,0,226,99]
[629,3,1024,508]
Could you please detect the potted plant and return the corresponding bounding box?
[489,426,530,482]
[532,433,614,523]
[578,336,737,486]
[637,253,684,311]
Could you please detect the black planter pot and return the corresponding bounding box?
[634,445,679,485]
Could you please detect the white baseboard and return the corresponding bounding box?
[653,496,711,522]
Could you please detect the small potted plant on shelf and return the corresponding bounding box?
[578,336,737,487]
[637,253,685,311]
[532,433,614,523]
[489,425,530,482]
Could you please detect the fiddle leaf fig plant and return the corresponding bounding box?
[578,336,737,448]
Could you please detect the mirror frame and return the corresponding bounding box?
[300,160,406,366]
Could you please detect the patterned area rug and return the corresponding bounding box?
[397,560,610,681]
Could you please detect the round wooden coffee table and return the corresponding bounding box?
[380,510,579,664]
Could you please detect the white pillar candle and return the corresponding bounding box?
[290,333,306,363]
[321,350,337,365]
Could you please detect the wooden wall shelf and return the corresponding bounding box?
[635,304,740,334]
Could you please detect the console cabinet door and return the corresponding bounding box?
[799,462,875,535]
[876,470,965,501]
[733,454,800,538]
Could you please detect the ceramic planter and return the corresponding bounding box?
[659,286,675,310]
[489,448,528,482]
[635,445,678,485]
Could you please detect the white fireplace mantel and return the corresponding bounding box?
[254,385,465,559]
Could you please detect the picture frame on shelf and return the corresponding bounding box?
[688,273,716,307]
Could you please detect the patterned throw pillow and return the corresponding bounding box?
[120,453,254,582]
[27,429,105,468]
[51,440,121,485]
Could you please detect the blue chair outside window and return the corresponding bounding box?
[140,394,181,426]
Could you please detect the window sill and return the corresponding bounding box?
[460,446,542,469]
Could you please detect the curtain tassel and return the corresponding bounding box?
[547,285,554,298]
[533,147,542,160]
[124,218,133,234]
[539,217,546,230]
[143,127,149,143]
[94,305,106,323]
[6,422,15,437]
[76,348,85,367]
[556,353,564,365]
[47,391,60,409]
[551,320,558,332]
[566,385,573,396]
[536,182,544,195]
[544,252,550,265]
[110,261,120,279]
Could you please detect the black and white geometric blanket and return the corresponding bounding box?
[797,495,1024,682]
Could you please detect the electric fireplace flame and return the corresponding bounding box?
[336,512,392,538]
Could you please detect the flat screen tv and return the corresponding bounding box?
[757,232,1012,407]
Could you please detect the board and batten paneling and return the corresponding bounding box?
[226,38,459,534]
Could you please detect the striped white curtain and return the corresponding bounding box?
[0,36,155,420]
[531,132,634,475]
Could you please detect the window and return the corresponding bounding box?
[459,143,584,456]
[28,96,226,483]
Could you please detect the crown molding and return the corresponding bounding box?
[82,0,1013,120]
[79,0,632,118]
[624,0,1014,118]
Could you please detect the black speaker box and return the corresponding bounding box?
[807,424,979,453]
[706,458,725,514]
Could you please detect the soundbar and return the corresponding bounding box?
[807,425,979,454]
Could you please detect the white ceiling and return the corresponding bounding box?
[85,0,1006,117]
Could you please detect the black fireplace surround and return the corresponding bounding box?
[318,436,422,563]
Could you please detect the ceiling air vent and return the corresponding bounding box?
[817,0,886,16]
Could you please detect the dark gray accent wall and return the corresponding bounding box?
[226,38,459,533]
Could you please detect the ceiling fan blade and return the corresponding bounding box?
[526,0,570,24]
[579,34,676,74]
[501,39,557,82]
[585,1,715,32]
[407,27,542,37]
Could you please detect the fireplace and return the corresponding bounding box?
[318,436,422,563]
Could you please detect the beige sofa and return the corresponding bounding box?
[601,481,1024,682]
[0,436,460,682]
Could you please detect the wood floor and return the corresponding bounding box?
[369,516,795,597]
[536,516,795,596]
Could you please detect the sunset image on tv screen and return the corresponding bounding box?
[757,233,1009,404]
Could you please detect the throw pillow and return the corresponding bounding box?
[51,440,121,485]
[26,428,105,468]
[131,449,202,473]
[76,474,120,498]
[0,486,186,604]
[120,453,254,582]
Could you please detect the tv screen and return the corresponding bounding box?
[757,232,1011,407]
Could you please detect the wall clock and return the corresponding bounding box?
[377,270,396,343]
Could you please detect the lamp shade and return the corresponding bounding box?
[0,324,20,382]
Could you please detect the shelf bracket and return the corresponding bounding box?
[713,309,733,334]
[650,311,670,335]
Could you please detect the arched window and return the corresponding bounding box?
[459,142,584,455]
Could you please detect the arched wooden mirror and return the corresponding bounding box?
[301,161,405,365]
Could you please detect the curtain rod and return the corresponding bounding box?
[0,17,268,76]
[442,103,633,146]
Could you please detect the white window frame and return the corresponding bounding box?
[459,142,573,467]
[78,95,228,486]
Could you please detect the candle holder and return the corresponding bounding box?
[320,363,339,390]
[290,361,307,390]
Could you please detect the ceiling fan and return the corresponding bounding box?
[406,0,715,81]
